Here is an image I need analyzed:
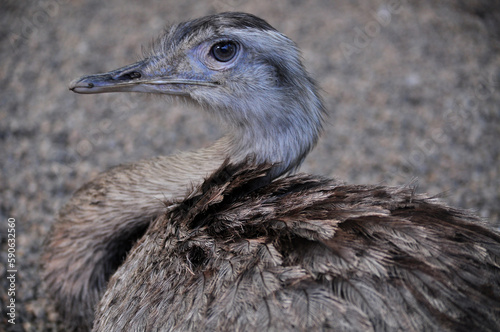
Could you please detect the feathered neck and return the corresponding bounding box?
[211,77,326,180]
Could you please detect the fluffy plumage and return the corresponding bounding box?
[94,162,500,331]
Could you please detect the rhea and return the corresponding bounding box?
[44,12,500,331]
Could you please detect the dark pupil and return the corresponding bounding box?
[212,42,237,62]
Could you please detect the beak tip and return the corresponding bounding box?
[69,77,95,94]
[68,78,81,92]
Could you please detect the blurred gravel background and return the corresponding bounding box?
[1,0,499,330]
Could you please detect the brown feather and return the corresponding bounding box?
[93,162,500,331]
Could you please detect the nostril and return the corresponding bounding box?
[117,71,142,80]
[129,72,141,79]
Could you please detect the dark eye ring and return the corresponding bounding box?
[211,41,238,62]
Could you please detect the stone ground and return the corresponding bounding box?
[1,0,499,330]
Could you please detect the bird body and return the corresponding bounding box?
[43,12,500,332]
[94,162,500,331]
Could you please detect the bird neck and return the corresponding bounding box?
[221,85,325,179]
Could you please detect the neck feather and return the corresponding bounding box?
[224,84,325,179]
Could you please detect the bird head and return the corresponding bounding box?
[70,12,326,178]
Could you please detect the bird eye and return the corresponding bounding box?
[211,41,238,62]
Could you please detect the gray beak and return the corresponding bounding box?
[69,59,218,95]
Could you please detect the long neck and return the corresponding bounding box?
[43,138,231,329]
[121,138,232,205]
[223,82,325,179]
[45,83,325,328]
